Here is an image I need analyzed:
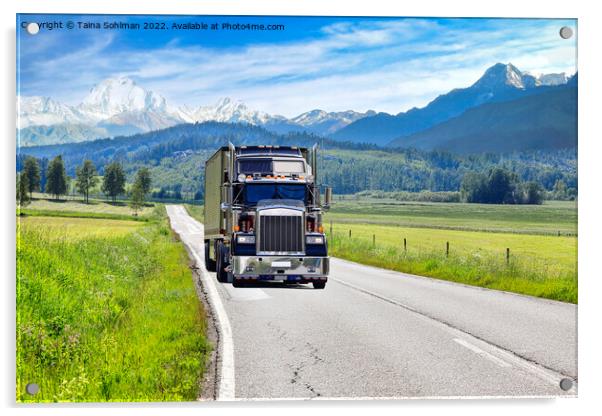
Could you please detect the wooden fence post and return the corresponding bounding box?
[330,221,333,237]
[506,248,510,264]
[404,238,407,252]
[372,234,376,247]
[349,229,352,238]
[446,241,449,257]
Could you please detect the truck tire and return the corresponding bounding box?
[312,281,326,289]
[216,243,230,283]
[204,240,216,272]
[232,278,243,288]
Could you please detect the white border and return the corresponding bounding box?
[3,1,601,415]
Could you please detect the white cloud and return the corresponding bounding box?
[18,18,577,117]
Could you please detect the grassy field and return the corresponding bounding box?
[22,195,156,218]
[328,198,577,235]
[16,205,210,402]
[184,204,204,223]
[325,199,577,303]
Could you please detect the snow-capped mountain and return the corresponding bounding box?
[18,96,87,129]
[18,64,572,147]
[184,97,277,125]
[17,76,376,146]
[78,77,171,121]
[538,73,569,86]
[471,63,533,90]
[291,109,376,135]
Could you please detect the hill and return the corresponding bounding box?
[389,84,577,153]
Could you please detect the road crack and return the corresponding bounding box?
[267,321,324,398]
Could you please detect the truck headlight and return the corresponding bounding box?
[237,235,255,244]
[306,235,324,245]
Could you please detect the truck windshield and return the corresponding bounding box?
[243,183,307,205]
[238,159,272,174]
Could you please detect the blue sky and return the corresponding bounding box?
[17,15,577,117]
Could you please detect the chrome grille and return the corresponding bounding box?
[258,215,304,253]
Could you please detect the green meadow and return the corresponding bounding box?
[16,202,210,402]
[328,198,577,235]
[325,199,577,303]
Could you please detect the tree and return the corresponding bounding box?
[460,172,488,203]
[129,183,145,216]
[75,160,98,204]
[553,179,568,200]
[521,181,545,205]
[45,156,68,200]
[135,167,152,195]
[102,161,126,202]
[22,156,41,198]
[129,168,152,215]
[487,168,517,204]
[17,172,31,207]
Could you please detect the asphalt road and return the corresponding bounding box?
[166,205,577,400]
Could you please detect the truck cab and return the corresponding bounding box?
[204,144,331,289]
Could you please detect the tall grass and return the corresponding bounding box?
[328,233,577,303]
[16,216,210,402]
[183,204,204,224]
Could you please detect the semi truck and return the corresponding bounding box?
[204,143,331,289]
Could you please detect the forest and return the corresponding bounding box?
[17,122,577,202]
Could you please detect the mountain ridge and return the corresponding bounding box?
[331,63,574,145]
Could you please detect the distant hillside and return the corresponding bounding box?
[389,85,577,153]
[18,120,576,198]
[331,63,574,146]
[18,121,372,174]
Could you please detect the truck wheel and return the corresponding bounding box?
[312,281,326,289]
[232,278,243,288]
[216,243,230,283]
[204,240,216,272]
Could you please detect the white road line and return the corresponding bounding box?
[166,205,236,400]
[453,338,511,368]
[332,277,577,394]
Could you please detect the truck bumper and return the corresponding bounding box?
[231,255,329,281]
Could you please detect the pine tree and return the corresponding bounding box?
[22,156,41,198]
[45,156,68,200]
[17,172,31,208]
[102,161,126,202]
[135,167,152,195]
[75,160,98,204]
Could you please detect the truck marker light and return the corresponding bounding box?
[234,225,240,232]
[318,225,324,233]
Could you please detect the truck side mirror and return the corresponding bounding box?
[324,187,332,210]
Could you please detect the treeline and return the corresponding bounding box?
[17,156,153,214]
[17,121,577,201]
[320,148,577,196]
[352,190,461,203]
[460,168,545,204]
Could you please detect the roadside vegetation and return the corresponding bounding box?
[16,196,210,401]
[183,204,204,223]
[325,198,577,303]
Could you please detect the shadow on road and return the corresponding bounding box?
[229,281,314,290]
